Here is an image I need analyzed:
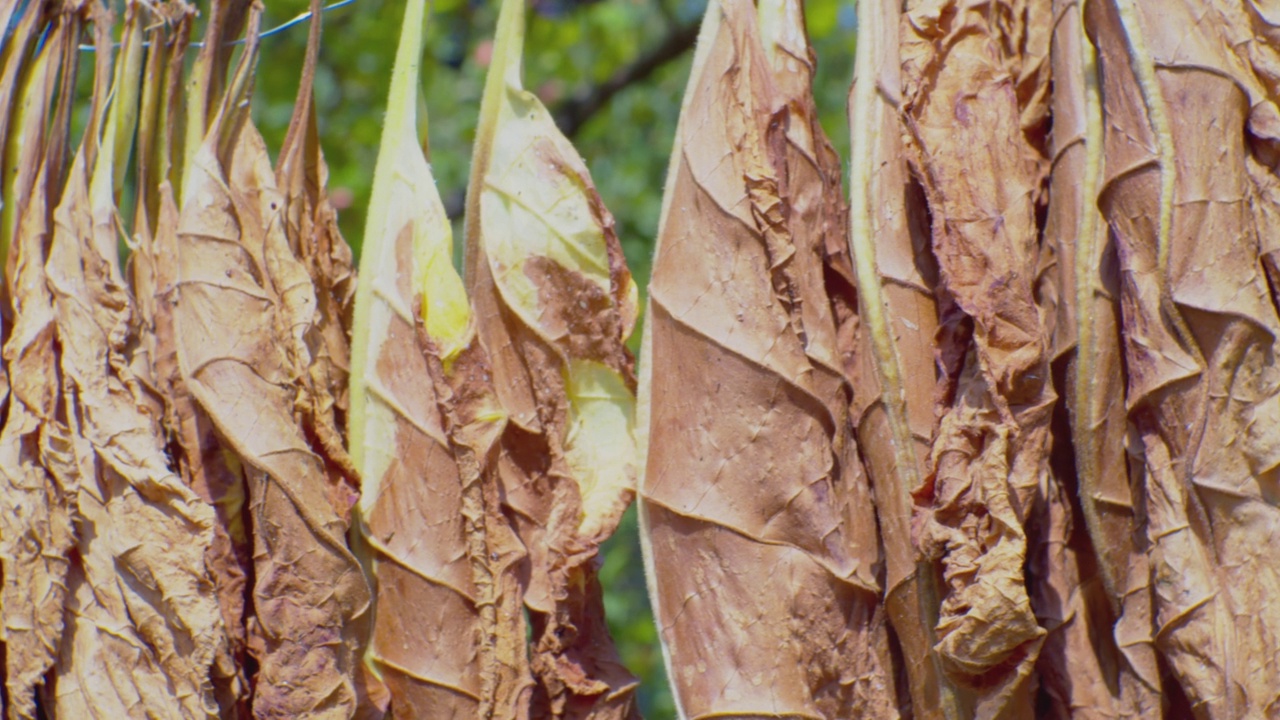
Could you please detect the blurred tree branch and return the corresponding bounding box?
[552,19,699,138]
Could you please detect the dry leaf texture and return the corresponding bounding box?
[465,0,640,715]
[639,0,897,716]
[132,8,252,710]
[45,7,223,716]
[0,11,79,716]
[275,0,358,484]
[1089,0,1280,714]
[349,0,532,715]
[172,20,370,716]
[1047,0,1139,616]
[845,0,956,714]
[900,0,1058,716]
[1035,1,1162,716]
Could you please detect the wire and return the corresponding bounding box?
[77,0,355,51]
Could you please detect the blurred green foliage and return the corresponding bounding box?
[249,0,856,714]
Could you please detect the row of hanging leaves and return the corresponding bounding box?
[0,0,640,715]
[639,0,1280,718]
[6,0,1280,717]
[0,0,371,715]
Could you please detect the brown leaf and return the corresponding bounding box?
[1090,0,1280,714]
[275,0,359,502]
[845,0,958,715]
[465,0,641,715]
[0,139,69,720]
[1046,0,1141,616]
[351,216,504,717]
[170,16,371,716]
[900,0,1057,715]
[424,329,534,720]
[347,0,532,714]
[638,0,898,715]
[153,182,254,713]
[0,13,79,717]
[1032,1,1162,716]
[41,5,225,717]
[129,7,249,711]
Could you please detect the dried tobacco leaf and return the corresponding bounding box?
[179,0,251,201]
[129,0,192,385]
[129,0,193,250]
[0,10,79,716]
[127,6,251,711]
[170,13,370,716]
[637,0,896,715]
[0,0,46,268]
[464,0,641,715]
[1012,1,1129,715]
[349,0,532,714]
[0,0,48,463]
[900,0,1057,715]
[46,5,222,714]
[275,0,358,478]
[1037,2,1161,716]
[1089,0,1280,714]
[1047,0,1133,617]
[845,0,957,715]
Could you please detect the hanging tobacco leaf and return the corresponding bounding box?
[762,0,901,712]
[46,5,223,713]
[169,11,371,716]
[0,0,48,267]
[0,0,51,455]
[348,0,532,714]
[1035,1,1162,716]
[845,0,957,715]
[178,0,251,202]
[275,0,358,478]
[0,5,82,715]
[1089,0,1280,714]
[464,0,640,715]
[130,4,251,711]
[899,0,1057,715]
[128,0,193,252]
[128,0,191,392]
[638,0,896,715]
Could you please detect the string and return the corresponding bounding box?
[76,0,355,51]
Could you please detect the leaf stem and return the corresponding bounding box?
[1070,2,1120,611]
[463,0,524,281]
[349,0,429,475]
[847,1,960,716]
